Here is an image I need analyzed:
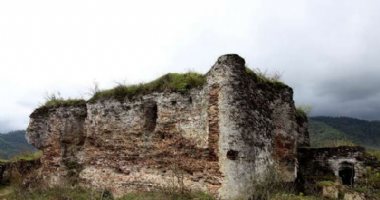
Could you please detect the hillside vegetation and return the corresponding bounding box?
[309,117,380,149]
[0,130,36,160]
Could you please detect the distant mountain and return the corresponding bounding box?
[0,130,36,159]
[309,116,380,149]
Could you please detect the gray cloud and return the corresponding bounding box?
[1,0,380,131]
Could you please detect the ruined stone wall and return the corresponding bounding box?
[78,90,224,196]
[209,55,304,199]
[27,54,308,199]
[297,146,367,193]
[27,104,87,185]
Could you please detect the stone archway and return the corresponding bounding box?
[338,162,355,186]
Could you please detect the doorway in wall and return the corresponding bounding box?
[338,162,355,186]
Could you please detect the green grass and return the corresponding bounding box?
[4,186,108,200]
[296,108,308,121]
[33,94,87,115]
[367,149,380,160]
[119,191,214,200]
[270,193,323,200]
[43,98,86,108]
[316,181,335,187]
[37,67,289,107]
[354,166,380,199]
[89,72,206,102]
[245,67,288,90]
[10,151,42,162]
[0,151,42,163]
[2,186,214,200]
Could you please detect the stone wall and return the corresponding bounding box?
[26,54,308,199]
[297,146,367,193]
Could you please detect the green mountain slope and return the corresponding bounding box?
[0,130,36,159]
[309,117,380,149]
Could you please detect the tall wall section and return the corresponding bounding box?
[26,54,308,199]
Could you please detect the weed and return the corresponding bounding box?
[245,67,288,90]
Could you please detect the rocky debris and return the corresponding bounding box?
[344,192,365,200]
[322,185,340,199]
[26,54,308,199]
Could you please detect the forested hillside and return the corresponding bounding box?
[309,116,380,149]
[0,130,36,159]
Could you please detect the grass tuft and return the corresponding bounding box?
[245,67,288,90]
[42,93,86,109]
[296,108,308,121]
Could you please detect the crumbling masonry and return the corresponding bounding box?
[25,54,372,199]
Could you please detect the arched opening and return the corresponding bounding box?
[338,162,355,186]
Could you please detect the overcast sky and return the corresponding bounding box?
[1,0,379,132]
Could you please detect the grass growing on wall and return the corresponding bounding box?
[245,67,288,89]
[89,72,206,102]
[35,93,86,110]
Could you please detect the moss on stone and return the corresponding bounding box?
[316,181,335,187]
[89,72,206,102]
